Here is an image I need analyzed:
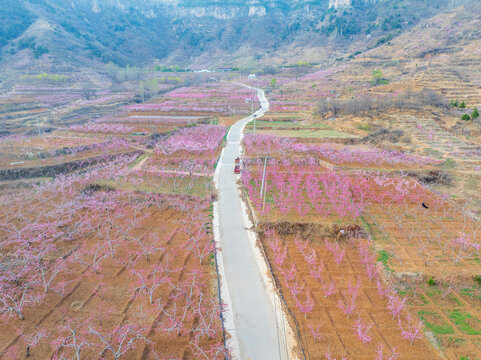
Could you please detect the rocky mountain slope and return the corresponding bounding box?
[0,0,475,70]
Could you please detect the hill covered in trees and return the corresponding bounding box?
[0,0,474,68]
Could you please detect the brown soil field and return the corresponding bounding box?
[0,135,104,168]
[0,191,223,359]
[259,230,439,359]
[0,147,129,169]
[364,196,481,277]
[105,172,215,198]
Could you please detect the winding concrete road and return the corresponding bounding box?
[214,86,292,359]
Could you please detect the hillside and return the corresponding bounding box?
[0,0,471,70]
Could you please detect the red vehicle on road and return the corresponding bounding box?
[234,157,241,174]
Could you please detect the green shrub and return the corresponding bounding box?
[372,69,383,79]
[23,73,68,81]
[427,277,436,286]
[472,107,479,120]
[357,123,372,132]
[372,69,389,86]
[474,275,481,286]
[459,101,466,108]
[33,45,48,58]
[17,36,36,50]
[461,114,471,121]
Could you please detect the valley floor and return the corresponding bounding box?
[1,10,481,355]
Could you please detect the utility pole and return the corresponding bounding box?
[253,87,257,134]
[262,172,268,212]
[260,157,268,211]
[36,117,41,136]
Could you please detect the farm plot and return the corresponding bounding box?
[245,119,325,129]
[240,121,481,359]
[243,133,441,170]
[0,135,143,184]
[127,124,227,196]
[126,83,258,117]
[0,81,248,360]
[259,229,439,359]
[0,135,103,167]
[240,156,444,225]
[363,191,481,277]
[59,82,250,139]
[0,157,225,359]
[97,115,211,135]
[108,170,216,198]
[250,129,359,139]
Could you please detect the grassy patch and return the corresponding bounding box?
[269,129,358,139]
[409,291,429,305]
[246,127,358,138]
[442,158,457,169]
[360,215,376,241]
[399,289,428,305]
[246,120,329,129]
[425,286,461,305]
[377,250,390,266]
[425,286,441,297]
[448,310,481,335]
[23,73,68,82]
[376,249,394,272]
[418,311,454,335]
[460,287,481,300]
[101,176,214,198]
[357,123,373,132]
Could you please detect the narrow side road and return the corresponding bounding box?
[214,85,295,359]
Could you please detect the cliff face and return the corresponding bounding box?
[71,0,313,18]
[328,0,351,9]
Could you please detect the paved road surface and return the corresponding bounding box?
[216,87,289,359]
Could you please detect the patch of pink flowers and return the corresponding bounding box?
[244,134,440,166]
[300,66,346,81]
[76,93,131,106]
[155,125,226,155]
[36,94,82,106]
[126,103,227,113]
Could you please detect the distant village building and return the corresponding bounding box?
[248,74,256,80]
